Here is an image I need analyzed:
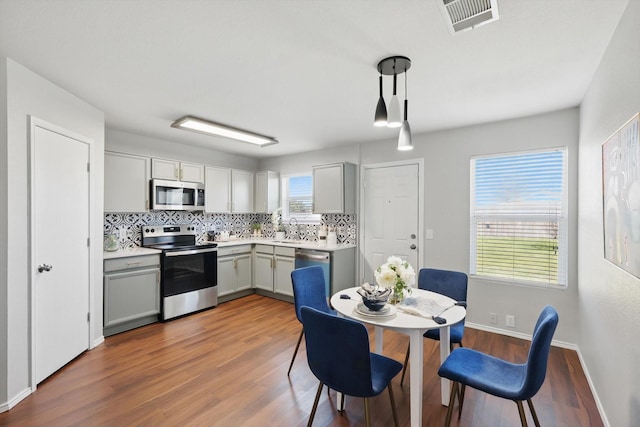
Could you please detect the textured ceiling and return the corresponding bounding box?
[0,0,629,158]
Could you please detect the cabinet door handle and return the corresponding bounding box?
[126,261,142,267]
[156,270,160,285]
[175,167,179,179]
[234,258,238,269]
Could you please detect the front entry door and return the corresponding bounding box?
[361,162,421,284]
[31,118,90,384]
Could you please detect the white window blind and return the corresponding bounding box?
[281,174,321,223]
[470,148,568,287]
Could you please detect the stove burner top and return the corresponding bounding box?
[147,242,217,252]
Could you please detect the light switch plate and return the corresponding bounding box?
[426,229,434,239]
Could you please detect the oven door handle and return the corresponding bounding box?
[165,247,218,257]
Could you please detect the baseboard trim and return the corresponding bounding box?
[0,386,32,413]
[465,322,576,349]
[92,335,105,349]
[465,322,608,426]
[575,347,610,427]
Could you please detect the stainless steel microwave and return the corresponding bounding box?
[150,179,205,211]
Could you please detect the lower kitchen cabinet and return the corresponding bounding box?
[274,246,295,297]
[103,254,160,337]
[253,244,295,301]
[217,245,253,302]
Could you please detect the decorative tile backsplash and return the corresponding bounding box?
[104,211,357,250]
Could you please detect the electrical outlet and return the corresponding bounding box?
[506,315,515,328]
[489,312,497,324]
[119,227,127,240]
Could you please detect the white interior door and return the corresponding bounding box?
[31,119,90,384]
[361,162,421,284]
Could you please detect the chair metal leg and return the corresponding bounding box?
[287,328,304,376]
[388,385,399,427]
[458,383,466,418]
[527,398,541,427]
[400,342,410,386]
[444,381,458,427]
[364,397,371,427]
[339,392,345,413]
[515,400,529,427]
[307,381,324,427]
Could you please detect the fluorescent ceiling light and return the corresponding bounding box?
[171,116,278,147]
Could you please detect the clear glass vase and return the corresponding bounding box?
[389,288,405,305]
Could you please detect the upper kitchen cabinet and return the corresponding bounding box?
[205,167,254,213]
[105,151,150,212]
[254,171,279,213]
[151,158,204,183]
[313,162,356,214]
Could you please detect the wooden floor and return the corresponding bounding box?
[0,294,602,427]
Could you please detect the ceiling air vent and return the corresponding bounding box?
[439,0,500,34]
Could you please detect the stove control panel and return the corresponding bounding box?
[142,224,197,237]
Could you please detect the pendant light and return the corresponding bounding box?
[374,72,388,126]
[397,69,413,151]
[374,56,412,148]
[386,59,402,128]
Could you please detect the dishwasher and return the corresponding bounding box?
[294,249,331,297]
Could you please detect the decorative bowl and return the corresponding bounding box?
[362,297,388,312]
[357,284,391,312]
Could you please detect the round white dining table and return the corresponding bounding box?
[330,287,466,427]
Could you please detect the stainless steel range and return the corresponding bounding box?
[142,224,217,320]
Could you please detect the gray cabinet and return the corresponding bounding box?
[104,151,150,212]
[104,254,160,336]
[254,245,275,291]
[313,162,356,213]
[217,245,253,302]
[274,246,295,297]
[254,171,280,213]
[152,158,204,183]
[205,167,254,213]
[253,244,294,299]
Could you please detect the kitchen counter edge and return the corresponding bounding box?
[103,240,355,260]
[216,239,356,251]
[103,247,162,260]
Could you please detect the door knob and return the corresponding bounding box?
[410,244,416,250]
[410,234,416,239]
[38,264,53,273]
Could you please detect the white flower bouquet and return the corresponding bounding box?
[271,208,284,232]
[374,256,415,303]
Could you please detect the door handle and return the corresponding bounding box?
[37,264,53,273]
[410,244,416,250]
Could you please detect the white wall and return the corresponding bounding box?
[259,144,359,175]
[0,55,8,407]
[368,109,580,344]
[0,58,105,409]
[106,128,258,172]
[260,107,580,344]
[578,2,640,426]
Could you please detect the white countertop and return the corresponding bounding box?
[215,238,356,252]
[104,239,355,259]
[103,246,162,259]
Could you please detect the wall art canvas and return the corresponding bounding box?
[602,112,640,278]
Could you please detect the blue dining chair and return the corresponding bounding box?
[438,305,559,427]
[400,268,468,386]
[300,306,402,427]
[288,266,336,376]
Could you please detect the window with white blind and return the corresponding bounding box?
[281,174,321,223]
[470,148,568,287]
